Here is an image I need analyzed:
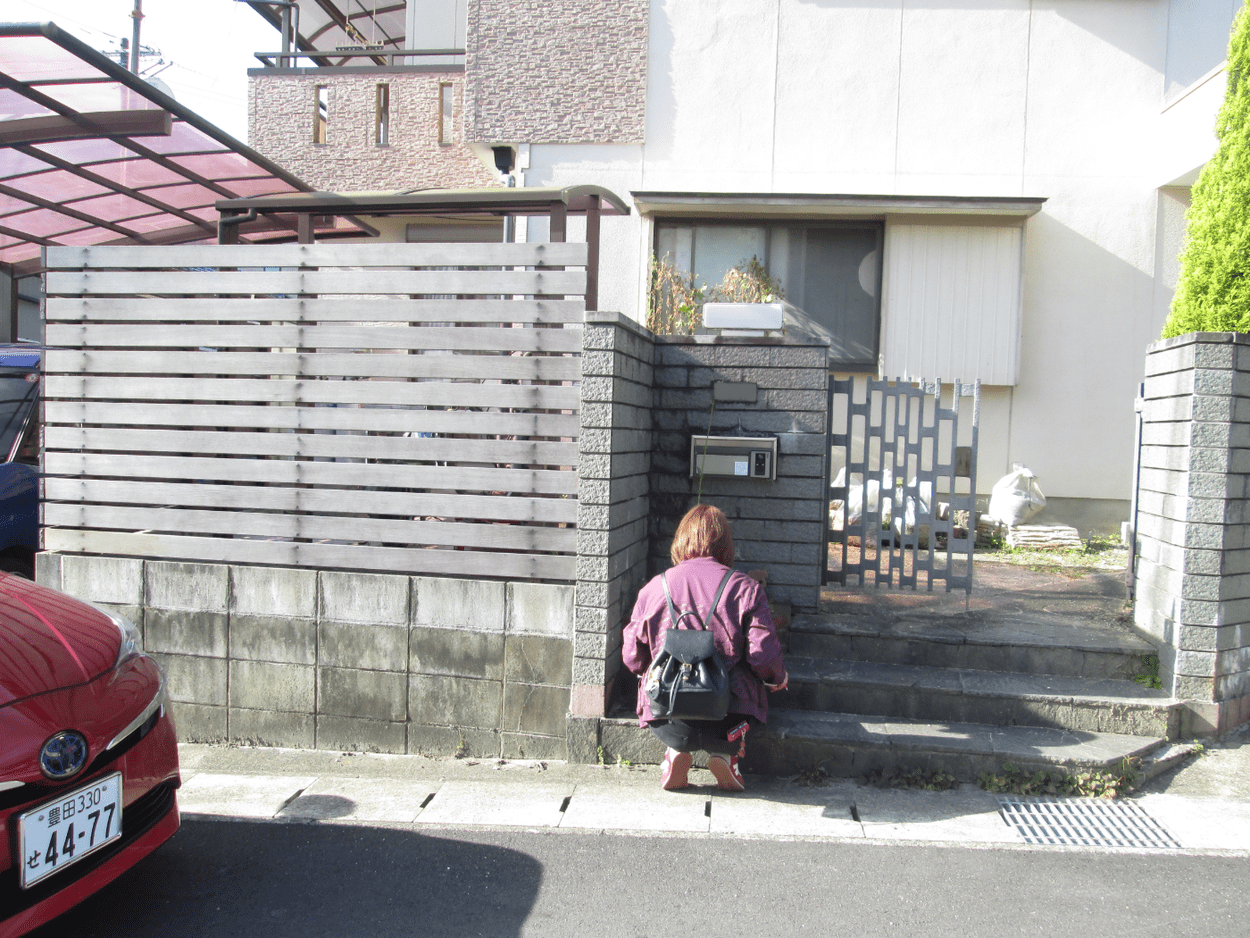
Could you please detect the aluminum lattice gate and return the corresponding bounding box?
[827,377,980,594]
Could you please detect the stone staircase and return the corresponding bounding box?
[744,609,1177,781]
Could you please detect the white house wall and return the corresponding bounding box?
[522,0,1188,514]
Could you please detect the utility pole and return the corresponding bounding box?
[129,0,143,73]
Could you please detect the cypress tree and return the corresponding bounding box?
[1163,9,1250,337]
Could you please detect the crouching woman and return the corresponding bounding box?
[623,504,788,791]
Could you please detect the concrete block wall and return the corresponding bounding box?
[572,312,655,722]
[1135,332,1250,735]
[650,337,831,616]
[247,69,498,191]
[465,0,648,143]
[37,555,574,760]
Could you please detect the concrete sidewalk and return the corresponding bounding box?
[176,725,1250,854]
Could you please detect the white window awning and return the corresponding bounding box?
[632,191,1046,219]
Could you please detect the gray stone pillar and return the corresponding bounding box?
[1136,332,1250,735]
[571,312,655,729]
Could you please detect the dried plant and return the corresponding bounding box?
[719,255,784,305]
[647,254,785,335]
[647,254,708,335]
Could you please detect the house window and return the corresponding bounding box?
[313,85,328,144]
[375,83,390,145]
[655,220,883,368]
[438,82,454,143]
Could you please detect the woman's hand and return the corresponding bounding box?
[765,672,788,693]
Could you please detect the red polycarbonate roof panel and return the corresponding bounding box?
[33,138,137,165]
[15,169,111,202]
[2,35,107,82]
[140,183,218,209]
[56,226,114,246]
[81,159,184,188]
[0,24,354,274]
[128,122,225,156]
[0,150,53,181]
[119,212,188,234]
[0,244,41,264]
[7,208,85,237]
[0,194,37,217]
[169,152,271,178]
[67,192,158,223]
[36,81,163,115]
[0,88,53,120]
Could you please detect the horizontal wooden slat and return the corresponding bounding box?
[45,427,579,467]
[45,349,583,381]
[45,242,588,270]
[44,504,576,553]
[45,297,586,324]
[44,529,576,581]
[44,376,579,410]
[45,323,583,353]
[45,269,585,297]
[45,401,580,439]
[45,452,579,495]
[44,479,577,524]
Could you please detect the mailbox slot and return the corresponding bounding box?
[690,436,777,481]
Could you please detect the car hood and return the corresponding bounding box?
[0,575,119,707]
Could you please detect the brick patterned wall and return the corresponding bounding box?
[248,71,499,191]
[650,338,830,617]
[1136,332,1250,735]
[465,0,648,143]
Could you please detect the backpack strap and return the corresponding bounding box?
[661,567,735,632]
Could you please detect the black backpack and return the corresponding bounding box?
[643,569,734,721]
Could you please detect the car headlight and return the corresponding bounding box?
[87,603,144,667]
[113,612,143,665]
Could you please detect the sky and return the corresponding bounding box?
[8,0,280,142]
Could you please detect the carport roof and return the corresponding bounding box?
[0,22,365,277]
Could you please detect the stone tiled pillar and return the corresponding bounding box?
[1136,332,1250,735]
[571,312,655,736]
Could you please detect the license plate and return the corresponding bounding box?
[18,773,123,889]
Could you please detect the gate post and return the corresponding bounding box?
[568,312,656,759]
[1135,333,1250,736]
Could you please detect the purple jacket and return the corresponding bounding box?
[622,556,786,725]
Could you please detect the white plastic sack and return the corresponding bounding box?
[832,467,883,526]
[986,466,1046,527]
[895,479,932,532]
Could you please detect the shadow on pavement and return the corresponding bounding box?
[27,818,542,938]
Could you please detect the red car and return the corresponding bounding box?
[0,574,180,937]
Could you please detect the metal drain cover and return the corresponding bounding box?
[997,795,1181,849]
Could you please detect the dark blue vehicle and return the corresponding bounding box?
[0,345,41,578]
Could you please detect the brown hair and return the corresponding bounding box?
[670,504,734,567]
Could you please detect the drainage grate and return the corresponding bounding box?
[996,796,1181,849]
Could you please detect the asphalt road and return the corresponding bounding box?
[28,819,1248,938]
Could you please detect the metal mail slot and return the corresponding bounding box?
[689,436,777,481]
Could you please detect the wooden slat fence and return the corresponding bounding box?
[41,242,587,581]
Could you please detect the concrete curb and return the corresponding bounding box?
[174,742,1250,854]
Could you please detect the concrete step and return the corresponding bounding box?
[780,656,1179,738]
[789,611,1155,680]
[743,708,1167,782]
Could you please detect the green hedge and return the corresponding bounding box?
[1163,9,1250,338]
